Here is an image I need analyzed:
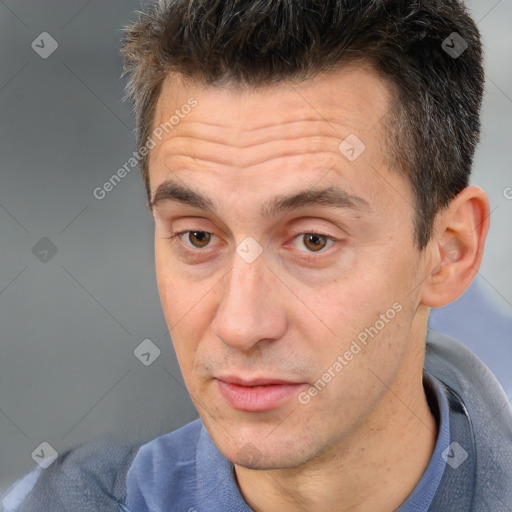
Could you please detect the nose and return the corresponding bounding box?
[210,249,287,353]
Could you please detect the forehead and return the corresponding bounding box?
[152,63,393,140]
[147,63,399,215]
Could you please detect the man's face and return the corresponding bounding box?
[149,65,430,469]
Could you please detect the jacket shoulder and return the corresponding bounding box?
[3,437,142,512]
[425,329,512,509]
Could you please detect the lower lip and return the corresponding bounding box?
[217,380,306,412]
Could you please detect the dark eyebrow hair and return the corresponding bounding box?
[149,178,371,217]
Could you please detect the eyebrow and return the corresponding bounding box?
[149,178,371,218]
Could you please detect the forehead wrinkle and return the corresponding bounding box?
[162,132,341,149]
[154,117,343,133]
[154,118,354,150]
[158,150,343,171]
[156,137,350,170]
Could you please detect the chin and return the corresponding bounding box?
[199,406,327,469]
[231,447,303,470]
[218,433,313,470]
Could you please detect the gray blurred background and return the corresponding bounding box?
[0,0,511,493]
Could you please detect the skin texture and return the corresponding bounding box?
[148,64,489,512]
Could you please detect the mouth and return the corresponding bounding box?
[215,375,307,412]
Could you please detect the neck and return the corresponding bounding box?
[233,327,438,512]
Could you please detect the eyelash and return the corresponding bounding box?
[165,229,339,259]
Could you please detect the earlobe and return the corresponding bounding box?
[420,186,490,308]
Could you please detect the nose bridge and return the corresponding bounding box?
[211,247,284,351]
[223,250,267,322]
[231,254,261,303]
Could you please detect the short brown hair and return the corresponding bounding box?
[120,0,484,248]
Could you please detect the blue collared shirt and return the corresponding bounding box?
[123,371,450,512]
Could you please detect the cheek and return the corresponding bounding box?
[155,248,203,366]
[302,250,413,364]
[155,243,204,325]
[155,258,178,326]
[317,263,393,321]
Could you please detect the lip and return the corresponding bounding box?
[215,375,307,412]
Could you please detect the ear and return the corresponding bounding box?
[420,186,490,308]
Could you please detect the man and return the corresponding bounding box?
[4,0,512,511]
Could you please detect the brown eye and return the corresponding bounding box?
[187,231,211,248]
[302,233,328,252]
[290,231,337,255]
